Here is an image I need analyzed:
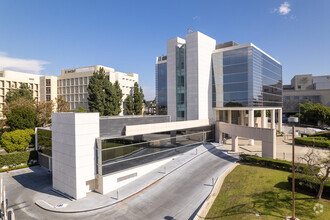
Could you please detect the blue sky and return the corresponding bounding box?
[0,0,329,100]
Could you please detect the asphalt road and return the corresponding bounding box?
[6,146,237,220]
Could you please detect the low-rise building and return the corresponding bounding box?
[283,74,330,117]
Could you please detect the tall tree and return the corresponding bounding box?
[88,68,107,115]
[87,68,123,116]
[124,95,133,115]
[103,80,116,116]
[6,105,38,130]
[133,82,144,115]
[36,101,54,126]
[5,84,34,104]
[113,81,123,115]
[56,96,70,112]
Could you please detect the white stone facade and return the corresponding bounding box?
[52,113,99,199]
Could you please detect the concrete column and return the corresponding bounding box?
[232,136,238,152]
[219,132,223,144]
[271,109,276,130]
[248,109,254,145]
[278,108,283,132]
[261,109,266,128]
[35,127,38,151]
[228,110,232,124]
[240,110,245,125]
[222,110,226,122]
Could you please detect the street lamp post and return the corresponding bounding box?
[288,116,299,220]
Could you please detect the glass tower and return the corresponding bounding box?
[176,45,186,121]
[212,45,282,107]
[155,56,167,115]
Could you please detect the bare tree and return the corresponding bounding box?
[299,149,330,199]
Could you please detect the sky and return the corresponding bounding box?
[0,0,329,100]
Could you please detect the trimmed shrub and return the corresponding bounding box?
[1,129,35,153]
[0,150,38,168]
[240,154,319,174]
[288,173,330,199]
[295,137,330,149]
[308,131,330,138]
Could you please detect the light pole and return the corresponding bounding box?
[288,116,299,220]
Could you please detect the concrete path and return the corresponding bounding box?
[4,143,238,219]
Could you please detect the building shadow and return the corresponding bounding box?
[11,166,66,199]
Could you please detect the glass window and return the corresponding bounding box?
[46,79,51,86]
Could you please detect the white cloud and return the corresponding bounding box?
[275,1,291,15]
[193,16,200,20]
[0,52,49,74]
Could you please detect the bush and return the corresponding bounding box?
[308,131,330,138]
[295,137,330,149]
[240,154,319,174]
[288,173,330,199]
[1,129,35,153]
[0,150,38,168]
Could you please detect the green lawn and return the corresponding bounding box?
[206,165,330,219]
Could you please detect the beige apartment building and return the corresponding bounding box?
[0,65,138,117]
[0,70,43,116]
[57,65,138,114]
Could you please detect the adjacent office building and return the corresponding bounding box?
[0,70,44,117]
[156,31,283,123]
[283,74,330,117]
[57,65,138,114]
[0,65,138,117]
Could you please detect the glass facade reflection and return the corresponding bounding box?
[156,60,167,115]
[212,45,282,107]
[176,45,186,121]
[37,129,52,156]
[98,126,213,175]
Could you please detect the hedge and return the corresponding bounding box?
[0,150,38,168]
[240,154,319,174]
[295,137,330,149]
[288,173,330,199]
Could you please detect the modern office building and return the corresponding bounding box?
[283,74,330,116]
[156,31,283,124]
[155,55,167,115]
[57,65,138,114]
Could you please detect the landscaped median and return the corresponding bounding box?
[296,131,330,149]
[202,155,330,220]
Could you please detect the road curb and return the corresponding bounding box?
[35,144,217,213]
[193,162,240,220]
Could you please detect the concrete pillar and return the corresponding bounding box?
[278,108,283,132]
[240,110,244,125]
[219,132,223,144]
[271,109,276,130]
[261,109,266,128]
[170,131,176,144]
[248,109,254,145]
[232,136,238,152]
[228,110,232,124]
[222,110,226,122]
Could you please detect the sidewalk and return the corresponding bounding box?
[35,143,223,213]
